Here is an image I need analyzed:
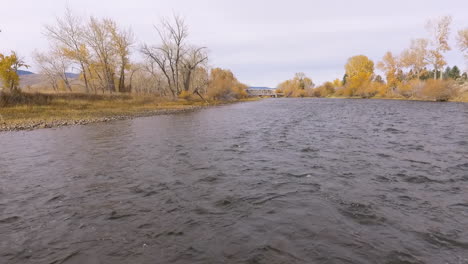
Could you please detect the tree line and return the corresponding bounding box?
[277,16,468,101]
[0,9,247,101]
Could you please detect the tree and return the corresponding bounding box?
[142,15,209,98]
[207,68,247,100]
[108,22,134,93]
[34,49,73,91]
[344,55,374,97]
[377,51,400,94]
[142,15,189,98]
[181,46,208,92]
[342,74,348,85]
[457,28,468,65]
[276,73,314,97]
[0,51,29,91]
[449,66,461,80]
[374,75,384,83]
[84,17,118,93]
[45,8,91,92]
[400,38,429,79]
[426,16,452,79]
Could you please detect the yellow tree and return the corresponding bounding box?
[0,51,29,91]
[377,51,400,95]
[108,21,134,93]
[276,73,314,97]
[426,16,452,79]
[84,17,118,93]
[344,55,374,97]
[207,68,247,100]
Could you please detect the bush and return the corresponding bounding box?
[313,82,335,97]
[419,79,458,101]
[207,68,248,101]
[178,90,193,100]
[0,90,52,107]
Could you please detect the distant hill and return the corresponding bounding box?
[65,72,80,78]
[17,70,35,75]
[17,70,79,79]
[19,72,81,91]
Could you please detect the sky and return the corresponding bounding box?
[1,0,468,87]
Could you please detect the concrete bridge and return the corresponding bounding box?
[246,87,280,97]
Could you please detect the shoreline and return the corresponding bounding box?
[0,105,205,132]
[0,98,260,132]
[2,95,467,132]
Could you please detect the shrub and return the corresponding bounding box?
[419,79,458,101]
[178,90,193,100]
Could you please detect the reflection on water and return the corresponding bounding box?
[1,98,468,264]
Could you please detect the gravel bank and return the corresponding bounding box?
[0,106,205,132]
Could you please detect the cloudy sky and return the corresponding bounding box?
[1,0,467,87]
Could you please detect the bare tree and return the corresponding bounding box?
[182,46,208,92]
[426,16,452,79]
[34,49,73,91]
[141,45,175,96]
[400,38,429,78]
[44,8,91,92]
[141,14,190,98]
[458,28,468,67]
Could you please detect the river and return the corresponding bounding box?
[1,98,468,264]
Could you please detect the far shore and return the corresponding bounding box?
[2,93,467,132]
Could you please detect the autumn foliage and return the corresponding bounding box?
[277,15,468,102]
[206,68,248,100]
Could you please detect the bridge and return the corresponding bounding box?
[246,87,281,97]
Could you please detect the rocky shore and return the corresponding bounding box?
[0,106,205,132]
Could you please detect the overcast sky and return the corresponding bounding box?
[1,0,467,87]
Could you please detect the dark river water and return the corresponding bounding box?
[1,98,468,264]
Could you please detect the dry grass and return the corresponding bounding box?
[0,92,210,127]
[0,91,260,129]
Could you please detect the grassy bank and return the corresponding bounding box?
[0,92,258,131]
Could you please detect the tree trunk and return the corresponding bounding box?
[118,66,125,92]
[80,62,90,93]
[184,69,192,92]
[106,69,115,93]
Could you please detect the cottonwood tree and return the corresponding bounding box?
[344,55,374,96]
[182,46,208,92]
[109,22,134,92]
[84,17,118,93]
[44,8,91,92]
[207,68,247,100]
[34,49,73,91]
[276,73,315,97]
[141,59,168,96]
[458,28,468,66]
[0,51,29,91]
[377,51,400,94]
[400,38,429,79]
[425,16,452,79]
[142,15,207,98]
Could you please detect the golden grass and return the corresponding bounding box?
[0,93,255,128]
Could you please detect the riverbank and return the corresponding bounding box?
[0,93,259,132]
[325,95,468,102]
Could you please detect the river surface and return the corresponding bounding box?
[1,98,468,264]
